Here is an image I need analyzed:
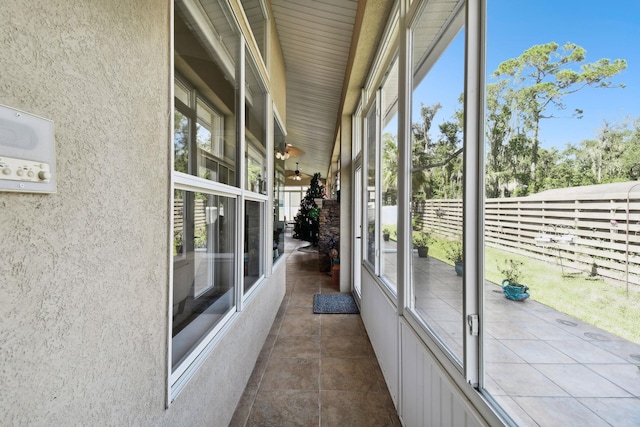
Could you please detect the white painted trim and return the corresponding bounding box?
[265,97,274,279]
[397,0,411,319]
[173,172,243,197]
[167,0,176,409]
[351,108,363,300]
[170,308,237,399]
[374,89,382,279]
[463,0,484,389]
[236,37,246,312]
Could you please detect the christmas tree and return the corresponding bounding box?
[293,173,325,246]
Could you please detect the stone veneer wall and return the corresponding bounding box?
[318,199,340,271]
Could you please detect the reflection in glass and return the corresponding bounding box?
[410,4,465,365]
[196,98,226,181]
[175,79,190,106]
[240,0,267,61]
[380,58,399,292]
[272,167,285,261]
[273,122,286,262]
[174,4,237,186]
[244,200,264,293]
[174,110,189,174]
[172,191,236,370]
[245,49,267,193]
[366,106,377,267]
[287,191,302,222]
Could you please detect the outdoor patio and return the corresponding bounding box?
[412,254,640,426]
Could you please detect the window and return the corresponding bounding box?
[244,199,264,294]
[482,1,638,424]
[380,57,399,292]
[284,188,302,222]
[173,83,190,175]
[172,191,236,370]
[171,0,241,394]
[245,50,267,194]
[365,104,377,268]
[361,9,400,294]
[273,119,285,262]
[174,2,237,187]
[197,98,224,163]
[240,0,268,63]
[362,56,400,293]
[409,1,465,366]
[353,0,639,424]
[242,49,267,296]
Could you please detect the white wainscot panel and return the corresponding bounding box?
[400,320,487,427]
[360,270,398,408]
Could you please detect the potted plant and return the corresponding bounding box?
[382,225,393,242]
[412,230,431,257]
[444,240,463,276]
[497,259,529,301]
[174,229,183,255]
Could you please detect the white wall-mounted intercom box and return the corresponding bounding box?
[0,104,56,193]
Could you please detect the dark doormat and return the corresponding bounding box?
[313,293,360,314]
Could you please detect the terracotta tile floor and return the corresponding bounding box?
[230,235,400,427]
[232,234,640,426]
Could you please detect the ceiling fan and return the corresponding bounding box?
[286,162,310,181]
[276,143,304,160]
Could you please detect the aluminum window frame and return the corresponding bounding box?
[169,0,275,404]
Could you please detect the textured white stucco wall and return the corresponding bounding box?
[0,1,285,425]
[0,0,171,424]
[166,263,286,426]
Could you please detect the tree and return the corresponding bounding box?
[504,133,534,196]
[566,119,634,185]
[542,145,580,190]
[435,119,463,198]
[485,80,513,197]
[409,102,465,199]
[382,133,398,204]
[174,111,189,174]
[491,41,627,193]
[411,103,441,199]
[293,173,325,246]
[535,146,562,192]
[621,118,640,179]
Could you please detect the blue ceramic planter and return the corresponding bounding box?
[455,262,463,277]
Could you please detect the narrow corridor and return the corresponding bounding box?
[230,233,400,426]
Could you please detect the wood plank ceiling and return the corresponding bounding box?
[271,0,359,181]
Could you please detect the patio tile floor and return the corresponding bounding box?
[413,254,640,426]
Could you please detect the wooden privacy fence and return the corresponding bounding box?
[415,188,640,287]
[173,199,207,234]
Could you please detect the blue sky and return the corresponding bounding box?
[411,0,640,150]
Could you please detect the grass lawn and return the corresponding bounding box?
[429,237,640,344]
